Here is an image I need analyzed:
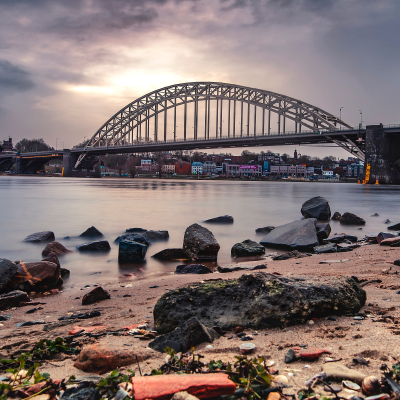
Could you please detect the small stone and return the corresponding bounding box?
[82,287,110,305]
[327,316,336,321]
[16,320,45,328]
[26,308,37,314]
[149,285,159,288]
[307,320,314,325]
[234,326,244,334]
[285,349,296,363]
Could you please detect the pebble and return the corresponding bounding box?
[205,345,213,349]
[26,308,37,314]
[327,316,336,321]
[307,320,314,325]
[354,316,364,320]
[125,284,132,288]
[149,285,159,288]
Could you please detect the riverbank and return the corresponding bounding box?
[1,242,399,392]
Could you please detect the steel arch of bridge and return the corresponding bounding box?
[75,82,353,168]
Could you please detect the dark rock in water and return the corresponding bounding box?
[154,272,366,333]
[152,248,190,261]
[175,264,212,274]
[79,226,103,238]
[255,226,275,234]
[377,232,396,244]
[42,252,60,268]
[231,239,266,257]
[61,387,100,400]
[42,241,72,256]
[82,287,110,305]
[332,212,342,221]
[118,239,147,263]
[0,259,18,294]
[145,230,169,240]
[340,213,365,225]
[64,236,71,239]
[16,320,45,328]
[324,234,357,244]
[204,215,234,223]
[260,219,319,251]
[60,268,70,278]
[149,316,219,352]
[114,233,151,246]
[126,227,147,233]
[388,221,400,231]
[183,223,220,261]
[314,243,337,254]
[371,213,379,217]
[337,243,361,252]
[23,231,55,243]
[10,261,60,293]
[0,290,30,310]
[59,310,101,321]
[301,196,331,220]
[77,241,111,252]
[316,223,331,242]
[272,250,301,260]
[383,219,391,224]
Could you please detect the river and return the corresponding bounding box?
[0,176,398,287]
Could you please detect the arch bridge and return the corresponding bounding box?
[74,82,360,168]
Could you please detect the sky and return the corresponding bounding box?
[0,0,399,158]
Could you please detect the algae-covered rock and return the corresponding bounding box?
[153,272,366,334]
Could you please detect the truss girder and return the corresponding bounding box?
[75,82,352,168]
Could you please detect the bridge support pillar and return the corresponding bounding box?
[365,124,400,184]
[62,150,101,178]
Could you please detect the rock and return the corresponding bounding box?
[153,272,366,333]
[332,212,342,221]
[171,391,200,400]
[371,213,379,217]
[383,219,391,224]
[377,232,396,244]
[316,223,331,242]
[231,239,266,257]
[145,230,169,240]
[314,243,337,254]
[323,362,366,384]
[301,196,331,220]
[0,314,11,321]
[255,226,275,234]
[77,241,111,251]
[337,243,361,252]
[74,344,152,373]
[0,290,30,310]
[61,387,100,400]
[114,233,151,246]
[82,287,110,305]
[388,221,400,230]
[0,259,18,294]
[183,224,220,261]
[41,241,71,256]
[60,268,70,278]
[394,260,400,266]
[379,237,400,246]
[59,310,101,321]
[126,227,147,233]
[152,248,190,261]
[204,215,234,223]
[149,316,219,352]
[118,239,147,263]
[218,265,251,273]
[175,264,213,274]
[391,241,400,247]
[16,320,45,328]
[44,319,77,331]
[340,213,365,225]
[42,252,60,268]
[79,226,103,238]
[324,234,358,243]
[9,261,60,292]
[23,231,55,243]
[260,219,319,251]
[272,250,301,260]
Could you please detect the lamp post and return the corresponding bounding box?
[359,110,363,129]
[56,138,58,150]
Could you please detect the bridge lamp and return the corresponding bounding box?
[359,110,363,127]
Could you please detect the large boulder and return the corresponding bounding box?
[175,264,213,274]
[0,259,18,294]
[114,233,151,246]
[260,219,319,251]
[77,240,111,251]
[153,272,366,333]
[41,241,72,256]
[145,230,169,241]
[340,213,365,225]
[126,227,147,233]
[231,239,266,257]
[23,231,55,243]
[377,232,396,244]
[301,197,331,220]
[9,261,61,292]
[118,239,147,263]
[183,224,220,261]
[82,287,110,305]
[152,248,190,261]
[204,215,234,223]
[42,252,60,268]
[79,226,103,238]
[0,290,30,310]
[149,317,219,352]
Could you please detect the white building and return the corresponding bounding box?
[191,162,203,174]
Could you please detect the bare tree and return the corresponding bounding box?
[126,156,140,178]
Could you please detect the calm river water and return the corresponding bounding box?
[0,176,398,287]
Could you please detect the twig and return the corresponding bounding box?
[135,355,142,376]
[24,386,50,400]
[44,360,62,367]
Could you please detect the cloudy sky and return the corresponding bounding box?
[0,0,399,157]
